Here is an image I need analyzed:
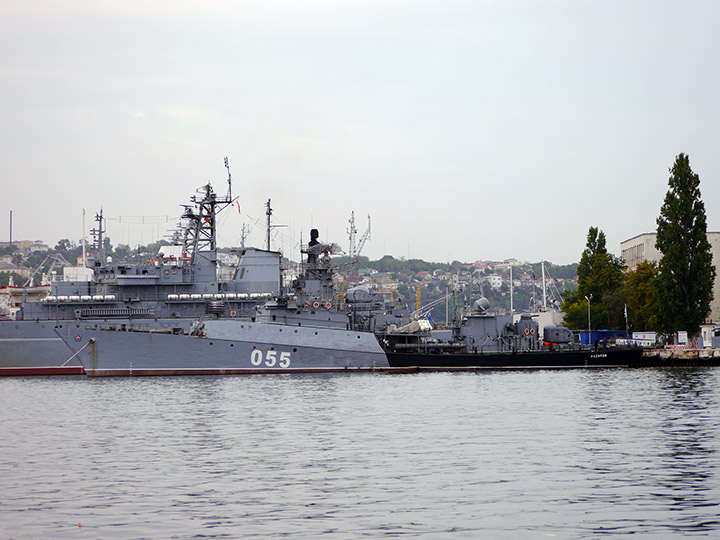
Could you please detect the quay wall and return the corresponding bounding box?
[639,348,720,367]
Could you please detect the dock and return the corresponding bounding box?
[638,348,720,368]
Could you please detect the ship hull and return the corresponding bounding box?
[0,317,200,376]
[0,320,84,376]
[386,347,645,369]
[57,319,389,377]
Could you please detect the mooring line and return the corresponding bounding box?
[61,340,92,367]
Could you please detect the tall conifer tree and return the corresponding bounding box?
[655,153,715,333]
[561,226,625,329]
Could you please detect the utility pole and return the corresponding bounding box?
[509,264,513,315]
[265,199,272,250]
[541,261,547,310]
[585,294,593,344]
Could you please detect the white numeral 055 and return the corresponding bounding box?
[251,349,291,368]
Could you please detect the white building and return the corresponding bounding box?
[620,232,720,323]
[620,233,663,270]
[486,274,503,290]
[29,241,49,253]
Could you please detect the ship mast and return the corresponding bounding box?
[82,209,87,267]
[264,199,287,252]
[541,261,547,311]
[90,209,105,264]
[265,199,272,251]
[181,158,237,262]
[224,156,232,201]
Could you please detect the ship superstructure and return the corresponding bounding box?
[0,160,282,375]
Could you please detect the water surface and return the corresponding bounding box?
[2,368,719,539]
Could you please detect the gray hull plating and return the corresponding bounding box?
[0,320,83,375]
[57,319,388,377]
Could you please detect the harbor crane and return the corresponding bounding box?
[347,211,371,265]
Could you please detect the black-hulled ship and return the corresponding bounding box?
[380,297,644,369]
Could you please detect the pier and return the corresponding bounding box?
[639,348,720,368]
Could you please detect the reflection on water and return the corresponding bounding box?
[1,368,719,539]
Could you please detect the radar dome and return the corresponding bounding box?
[473,297,490,313]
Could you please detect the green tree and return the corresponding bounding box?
[623,261,659,331]
[561,227,625,329]
[0,271,25,287]
[0,244,18,257]
[55,239,73,252]
[655,153,716,333]
[112,244,132,261]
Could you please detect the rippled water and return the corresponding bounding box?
[2,368,720,539]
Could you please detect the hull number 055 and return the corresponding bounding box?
[251,349,291,368]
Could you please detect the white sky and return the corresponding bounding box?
[2,0,719,265]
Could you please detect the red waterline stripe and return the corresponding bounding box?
[0,366,85,376]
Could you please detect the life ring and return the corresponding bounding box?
[313,301,320,309]
[530,328,535,334]
[230,310,237,317]
[325,301,332,309]
[524,328,530,335]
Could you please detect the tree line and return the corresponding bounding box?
[561,153,716,335]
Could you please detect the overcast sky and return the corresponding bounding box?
[2,1,719,266]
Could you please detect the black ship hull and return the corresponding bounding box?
[386,347,645,369]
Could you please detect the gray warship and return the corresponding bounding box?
[0,161,282,375]
[56,229,393,376]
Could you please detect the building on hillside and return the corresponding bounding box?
[486,274,502,290]
[0,240,47,252]
[29,241,49,253]
[620,232,720,323]
[0,262,32,279]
